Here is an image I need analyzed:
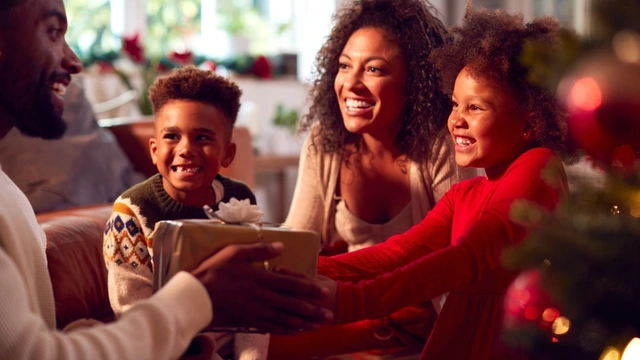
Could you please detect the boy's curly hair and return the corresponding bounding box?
[300,0,450,162]
[149,65,242,126]
[430,6,576,159]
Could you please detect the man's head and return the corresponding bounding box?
[147,66,243,206]
[0,0,83,140]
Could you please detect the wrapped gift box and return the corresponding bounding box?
[152,219,320,292]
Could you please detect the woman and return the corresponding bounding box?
[272,0,477,357]
[319,7,577,360]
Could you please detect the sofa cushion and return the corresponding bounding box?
[39,205,115,329]
[0,81,144,213]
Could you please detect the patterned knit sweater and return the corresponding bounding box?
[103,173,255,314]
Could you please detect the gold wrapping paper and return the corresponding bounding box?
[152,219,320,291]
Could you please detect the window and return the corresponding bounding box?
[145,0,201,56]
[531,0,586,30]
[65,0,113,59]
[463,0,590,32]
[64,0,298,60]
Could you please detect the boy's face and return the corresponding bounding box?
[149,100,236,206]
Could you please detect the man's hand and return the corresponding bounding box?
[191,242,334,334]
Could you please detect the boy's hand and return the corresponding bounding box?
[191,242,334,334]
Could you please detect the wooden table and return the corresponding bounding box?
[254,155,300,222]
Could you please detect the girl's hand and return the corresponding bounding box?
[272,268,338,319]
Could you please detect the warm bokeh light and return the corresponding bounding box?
[524,306,539,321]
[631,194,640,218]
[542,308,560,323]
[611,205,621,215]
[621,338,640,360]
[601,347,621,360]
[552,316,571,335]
[569,77,603,111]
[613,30,640,64]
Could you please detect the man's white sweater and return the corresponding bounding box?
[0,165,213,360]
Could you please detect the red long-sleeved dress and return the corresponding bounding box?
[319,147,568,360]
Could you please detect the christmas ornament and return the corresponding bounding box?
[200,60,217,72]
[250,55,272,79]
[558,50,640,175]
[121,33,145,64]
[503,270,562,334]
[168,50,194,65]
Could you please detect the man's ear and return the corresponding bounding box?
[149,137,158,165]
[221,142,236,168]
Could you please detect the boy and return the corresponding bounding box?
[103,65,254,311]
[103,66,263,359]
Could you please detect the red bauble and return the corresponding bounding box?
[200,60,217,72]
[168,50,194,65]
[503,270,561,331]
[121,33,145,64]
[559,52,640,174]
[250,56,272,79]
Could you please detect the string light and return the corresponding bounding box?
[621,338,640,360]
[600,347,621,360]
[541,308,560,323]
[552,316,571,335]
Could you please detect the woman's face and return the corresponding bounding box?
[334,27,407,137]
[448,67,529,177]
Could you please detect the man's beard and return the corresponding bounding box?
[13,73,67,140]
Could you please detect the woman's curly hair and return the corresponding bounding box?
[149,65,242,127]
[430,6,576,160]
[300,0,451,162]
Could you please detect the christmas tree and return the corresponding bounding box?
[500,0,640,359]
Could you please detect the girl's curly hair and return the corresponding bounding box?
[300,0,450,162]
[430,6,576,160]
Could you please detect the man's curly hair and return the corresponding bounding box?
[300,0,450,162]
[430,7,575,159]
[149,65,242,127]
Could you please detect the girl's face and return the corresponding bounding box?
[334,27,407,138]
[448,67,530,177]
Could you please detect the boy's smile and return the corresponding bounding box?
[149,100,236,206]
[172,165,203,175]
